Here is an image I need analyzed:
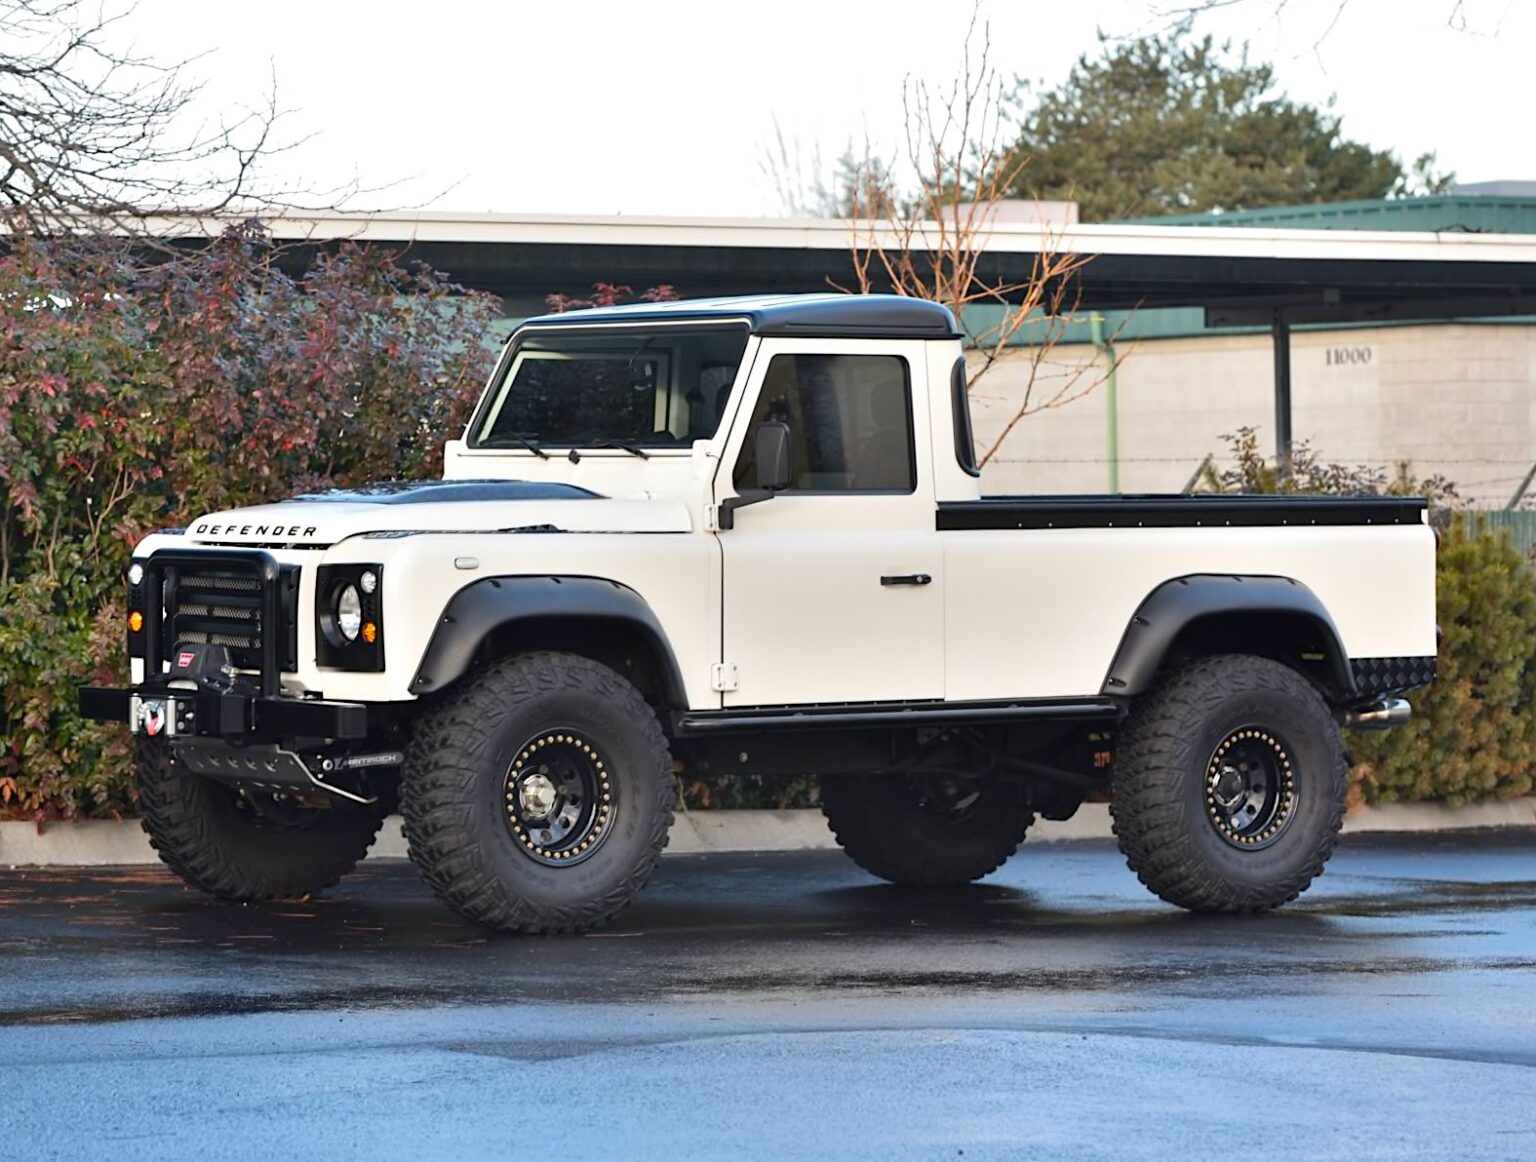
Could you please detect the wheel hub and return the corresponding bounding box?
[502,731,614,867]
[1204,728,1297,850]
[517,771,559,818]
[1212,766,1247,811]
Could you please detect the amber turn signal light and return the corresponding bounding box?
[361,622,377,644]
[128,611,144,633]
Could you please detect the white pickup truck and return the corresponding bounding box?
[81,294,1437,932]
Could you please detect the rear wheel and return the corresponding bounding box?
[820,773,1034,887]
[1110,654,1348,912]
[401,651,676,934]
[136,739,386,900]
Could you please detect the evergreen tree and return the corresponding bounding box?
[1005,29,1451,221]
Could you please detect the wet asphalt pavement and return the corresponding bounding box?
[1,833,1534,1161]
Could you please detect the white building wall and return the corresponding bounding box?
[970,323,1536,507]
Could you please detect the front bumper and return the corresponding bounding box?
[79,685,390,805]
[78,685,369,741]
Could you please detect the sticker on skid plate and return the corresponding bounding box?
[177,651,195,668]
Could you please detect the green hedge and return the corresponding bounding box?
[1349,518,1536,804]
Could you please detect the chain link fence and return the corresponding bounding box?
[1466,511,1536,557]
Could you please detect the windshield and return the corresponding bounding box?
[472,325,751,449]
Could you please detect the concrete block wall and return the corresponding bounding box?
[970,323,1536,506]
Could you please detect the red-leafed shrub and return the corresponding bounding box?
[0,225,501,818]
[544,282,678,314]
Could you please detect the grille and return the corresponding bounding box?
[163,566,298,671]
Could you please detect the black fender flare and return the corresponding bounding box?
[1100,574,1356,701]
[410,575,688,706]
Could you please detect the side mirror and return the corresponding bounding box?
[755,420,793,493]
[719,420,795,530]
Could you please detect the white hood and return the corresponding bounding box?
[185,480,692,546]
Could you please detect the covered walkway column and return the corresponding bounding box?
[1272,312,1292,475]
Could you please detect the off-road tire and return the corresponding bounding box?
[136,739,387,901]
[820,774,1035,887]
[400,651,675,934]
[1110,654,1348,913]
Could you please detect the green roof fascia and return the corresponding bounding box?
[1117,195,1536,233]
[1114,196,1536,235]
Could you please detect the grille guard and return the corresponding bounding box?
[138,548,285,697]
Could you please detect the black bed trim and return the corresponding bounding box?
[936,495,1427,531]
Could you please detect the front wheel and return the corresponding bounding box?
[137,739,386,901]
[1110,654,1348,912]
[401,651,676,934]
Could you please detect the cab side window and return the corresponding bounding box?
[732,354,915,492]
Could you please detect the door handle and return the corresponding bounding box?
[880,573,932,587]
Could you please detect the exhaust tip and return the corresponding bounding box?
[1343,698,1412,731]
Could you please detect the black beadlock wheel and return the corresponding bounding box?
[820,773,1035,887]
[1110,653,1348,913]
[502,730,617,867]
[1203,726,1299,850]
[136,739,387,901]
[400,651,675,935]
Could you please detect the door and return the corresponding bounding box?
[714,339,943,707]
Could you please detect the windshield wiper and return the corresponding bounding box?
[485,432,549,459]
[579,439,650,459]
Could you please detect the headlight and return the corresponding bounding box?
[127,562,144,586]
[316,563,385,670]
[335,584,363,641]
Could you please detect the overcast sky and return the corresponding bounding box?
[128,0,1529,217]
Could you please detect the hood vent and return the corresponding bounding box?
[287,480,599,506]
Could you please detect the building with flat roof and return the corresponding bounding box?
[119,197,1536,505]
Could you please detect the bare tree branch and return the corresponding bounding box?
[1147,0,1488,46]
[758,117,900,219]
[0,0,362,235]
[834,6,1112,467]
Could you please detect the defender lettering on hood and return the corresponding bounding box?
[193,522,318,538]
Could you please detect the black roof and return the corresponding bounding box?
[518,293,962,339]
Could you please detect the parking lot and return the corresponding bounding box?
[2,832,1534,1160]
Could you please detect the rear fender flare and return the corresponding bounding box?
[1101,574,1355,701]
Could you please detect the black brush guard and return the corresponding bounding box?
[78,547,369,742]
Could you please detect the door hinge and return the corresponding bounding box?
[705,504,721,532]
[710,662,739,692]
